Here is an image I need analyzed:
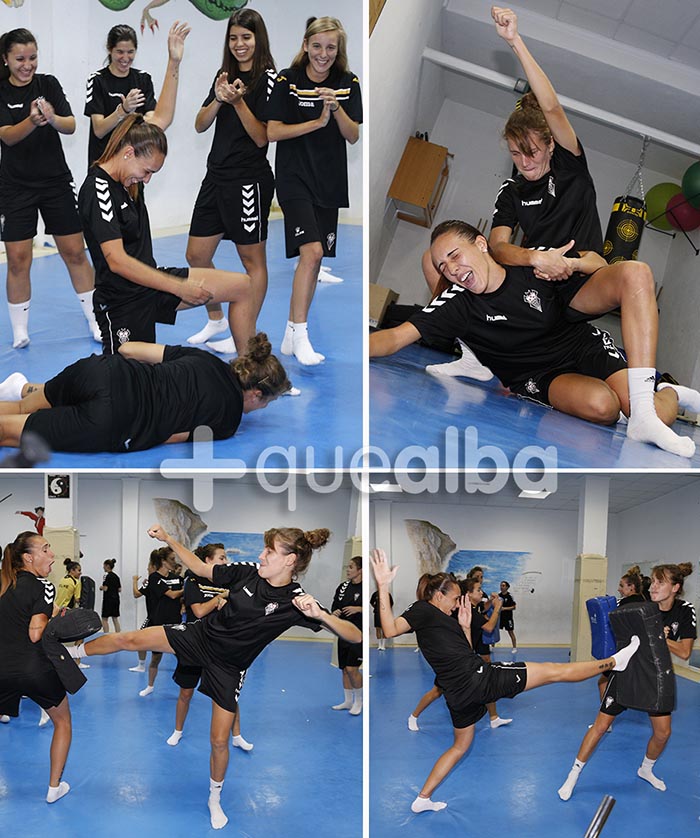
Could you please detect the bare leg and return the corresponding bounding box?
[282,241,325,365]
[638,715,671,791]
[346,665,363,715]
[101,618,110,633]
[558,710,615,801]
[140,651,163,695]
[185,235,227,341]
[548,374,621,425]
[524,656,617,691]
[112,617,121,632]
[82,626,174,656]
[53,233,94,294]
[45,697,72,792]
[412,685,443,719]
[209,700,234,829]
[0,414,30,447]
[236,241,268,322]
[176,688,194,731]
[412,724,475,811]
[5,239,33,304]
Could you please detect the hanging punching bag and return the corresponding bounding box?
[603,195,646,263]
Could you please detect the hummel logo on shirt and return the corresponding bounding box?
[243,586,253,597]
[486,314,508,322]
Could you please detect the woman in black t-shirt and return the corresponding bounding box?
[266,16,362,366]
[330,556,363,715]
[100,558,121,633]
[559,562,697,802]
[426,8,673,452]
[186,8,277,352]
[0,28,99,348]
[78,114,257,356]
[371,220,700,460]
[72,524,361,831]
[370,548,642,815]
[84,21,189,168]
[0,331,290,453]
[0,532,72,803]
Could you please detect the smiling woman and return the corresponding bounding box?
[78,113,256,356]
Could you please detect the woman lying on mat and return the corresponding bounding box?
[69,524,361,830]
[78,114,254,355]
[558,562,696,801]
[370,548,640,815]
[370,220,700,459]
[0,332,289,453]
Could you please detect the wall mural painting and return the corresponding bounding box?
[96,0,250,33]
[200,530,264,564]
[404,519,538,593]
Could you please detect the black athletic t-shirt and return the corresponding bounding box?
[265,66,362,207]
[78,165,155,304]
[661,599,697,642]
[101,571,121,605]
[0,571,55,675]
[84,66,156,166]
[618,593,645,608]
[183,570,228,623]
[204,563,324,669]
[401,599,486,706]
[148,570,183,626]
[105,345,244,451]
[409,265,619,388]
[0,74,74,187]
[492,141,603,254]
[202,68,275,181]
[332,579,362,630]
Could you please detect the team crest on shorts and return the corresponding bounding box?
[117,328,131,344]
[525,379,540,395]
[326,232,336,251]
[523,289,542,312]
[265,602,279,616]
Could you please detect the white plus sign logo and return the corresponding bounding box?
[159,426,246,511]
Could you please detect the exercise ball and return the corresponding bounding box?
[665,193,700,232]
[646,182,681,230]
[681,161,700,209]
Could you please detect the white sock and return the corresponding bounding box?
[38,708,50,727]
[8,299,30,349]
[0,372,28,401]
[281,320,295,355]
[657,382,700,414]
[426,338,493,381]
[349,692,363,715]
[208,779,228,830]
[128,663,145,672]
[291,322,325,365]
[332,689,353,710]
[627,368,695,458]
[139,685,154,697]
[0,714,10,723]
[378,639,385,650]
[76,290,101,341]
[282,385,302,397]
[46,780,70,803]
[187,317,228,345]
[612,635,640,671]
[558,759,585,801]
[408,714,419,732]
[232,733,254,751]
[638,756,666,791]
[205,336,236,355]
[411,795,447,813]
[166,729,183,746]
[490,716,513,729]
[66,642,84,660]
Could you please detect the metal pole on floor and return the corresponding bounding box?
[583,794,616,837]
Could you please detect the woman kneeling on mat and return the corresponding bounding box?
[370,220,700,459]
[558,562,696,801]
[0,332,289,453]
[69,524,361,831]
[79,113,255,355]
[370,548,640,815]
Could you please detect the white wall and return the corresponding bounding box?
[0,474,358,640]
[371,497,580,645]
[369,0,444,279]
[0,0,363,230]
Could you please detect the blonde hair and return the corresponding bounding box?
[291,16,349,77]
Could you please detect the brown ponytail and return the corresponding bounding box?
[1,532,41,596]
[263,527,331,576]
[231,333,291,398]
[652,562,694,597]
[416,572,457,602]
[503,91,552,156]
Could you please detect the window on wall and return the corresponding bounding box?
[370,0,388,34]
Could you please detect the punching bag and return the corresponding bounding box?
[603,195,646,263]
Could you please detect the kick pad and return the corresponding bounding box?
[586,595,618,659]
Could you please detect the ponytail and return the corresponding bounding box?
[1,531,41,596]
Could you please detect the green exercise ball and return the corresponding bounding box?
[646,182,682,230]
[681,161,700,209]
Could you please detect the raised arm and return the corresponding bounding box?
[492,6,578,154]
[369,549,411,638]
[480,594,503,633]
[148,21,191,131]
[147,524,214,580]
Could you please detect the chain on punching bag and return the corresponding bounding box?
[603,137,649,264]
